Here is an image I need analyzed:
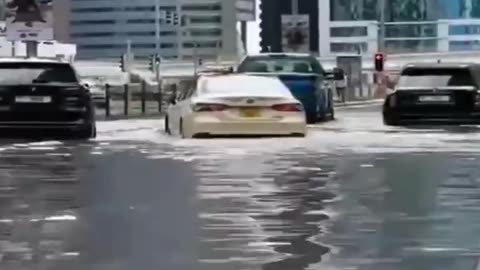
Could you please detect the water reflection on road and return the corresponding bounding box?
[1,106,480,270]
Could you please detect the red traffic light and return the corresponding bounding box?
[374,53,385,72]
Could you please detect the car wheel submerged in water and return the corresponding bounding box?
[383,112,399,126]
[74,124,96,139]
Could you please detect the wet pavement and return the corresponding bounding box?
[2,104,480,270]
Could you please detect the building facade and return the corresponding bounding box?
[68,0,241,60]
[260,0,480,56]
[328,0,480,54]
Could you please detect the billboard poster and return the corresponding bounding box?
[5,0,53,41]
[281,14,310,53]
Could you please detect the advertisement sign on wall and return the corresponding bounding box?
[5,0,53,41]
[281,14,310,53]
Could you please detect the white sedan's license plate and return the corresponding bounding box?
[15,96,52,103]
[418,95,450,102]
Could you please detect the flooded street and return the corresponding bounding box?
[1,104,480,270]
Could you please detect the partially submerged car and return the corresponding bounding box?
[237,53,341,124]
[165,74,307,138]
[383,62,480,125]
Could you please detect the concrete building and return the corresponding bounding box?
[66,0,244,60]
[52,0,70,43]
[260,0,480,56]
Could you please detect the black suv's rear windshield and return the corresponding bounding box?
[398,67,475,87]
[0,63,78,85]
[237,55,324,74]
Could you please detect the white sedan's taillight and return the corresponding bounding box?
[271,103,303,112]
[192,103,229,112]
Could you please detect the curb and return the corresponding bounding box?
[335,99,384,108]
[96,113,164,121]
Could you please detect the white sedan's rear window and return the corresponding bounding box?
[201,76,291,97]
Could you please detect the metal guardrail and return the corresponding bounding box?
[95,82,169,119]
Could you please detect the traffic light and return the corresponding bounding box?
[198,58,203,66]
[165,11,172,25]
[148,54,161,72]
[173,13,180,26]
[119,54,125,72]
[148,54,155,72]
[374,52,385,72]
[165,11,180,25]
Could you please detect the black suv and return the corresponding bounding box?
[0,59,96,138]
[383,62,480,125]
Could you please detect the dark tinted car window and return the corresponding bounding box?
[0,63,78,85]
[398,68,476,87]
[237,55,324,74]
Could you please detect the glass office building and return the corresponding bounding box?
[69,0,240,60]
[326,0,480,54]
[330,0,480,21]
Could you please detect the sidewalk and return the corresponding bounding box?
[334,98,384,107]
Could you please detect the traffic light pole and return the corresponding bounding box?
[155,0,161,54]
[291,0,298,14]
[378,0,386,52]
[155,58,161,112]
[26,41,38,58]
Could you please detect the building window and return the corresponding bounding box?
[450,40,480,51]
[125,31,156,36]
[449,25,480,35]
[190,29,222,37]
[79,44,122,49]
[183,41,220,48]
[71,20,115,25]
[330,0,378,21]
[127,19,155,24]
[385,23,436,38]
[189,16,222,23]
[71,32,115,37]
[130,43,176,49]
[161,43,176,48]
[330,42,368,53]
[384,39,437,53]
[132,44,155,49]
[72,7,118,13]
[124,6,154,12]
[330,27,368,37]
[182,4,221,11]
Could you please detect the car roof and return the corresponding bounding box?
[199,74,292,96]
[247,52,314,58]
[0,57,69,64]
[403,62,479,69]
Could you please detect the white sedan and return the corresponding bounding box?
[165,74,307,138]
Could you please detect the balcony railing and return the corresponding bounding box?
[327,19,480,56]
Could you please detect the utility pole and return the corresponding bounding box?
[193,42,198,76]
[155,0,161,55]
[378,0,386,52]
[127,39,131,56]
[291,0,299,14]
[126,39,131,71]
